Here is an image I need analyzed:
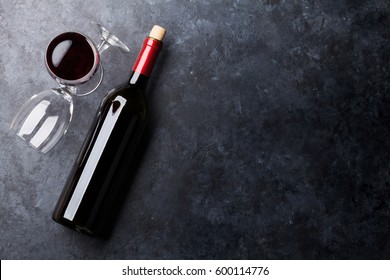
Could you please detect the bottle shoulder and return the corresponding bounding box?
[106,83,144,100]
[102,83,148,119]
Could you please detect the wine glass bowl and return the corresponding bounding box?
[10,24,130,154]
[45,31,105,97]
[10,89,73,154]
[45,32,100,87]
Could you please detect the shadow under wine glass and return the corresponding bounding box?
[10,24,130,154]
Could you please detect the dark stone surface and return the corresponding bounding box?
[0,0,389,259]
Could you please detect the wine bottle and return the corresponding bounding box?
[52,25,167,236]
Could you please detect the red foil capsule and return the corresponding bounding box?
[132,37,162,77]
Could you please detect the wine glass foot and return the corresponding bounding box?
[96,24,130,53]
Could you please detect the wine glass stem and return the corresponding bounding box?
[97,40,110,54]
[58,85,76,98]
[51,88,72,103]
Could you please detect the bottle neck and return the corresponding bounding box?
[129,37,163,89]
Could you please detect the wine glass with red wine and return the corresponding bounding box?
[10,24,130,154]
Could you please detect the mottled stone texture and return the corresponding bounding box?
[0,0,389,259]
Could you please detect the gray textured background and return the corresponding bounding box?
[1,0,389,259]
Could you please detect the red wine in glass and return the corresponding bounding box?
[45,32,99,85]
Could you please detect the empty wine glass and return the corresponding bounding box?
[10,23,130,154]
